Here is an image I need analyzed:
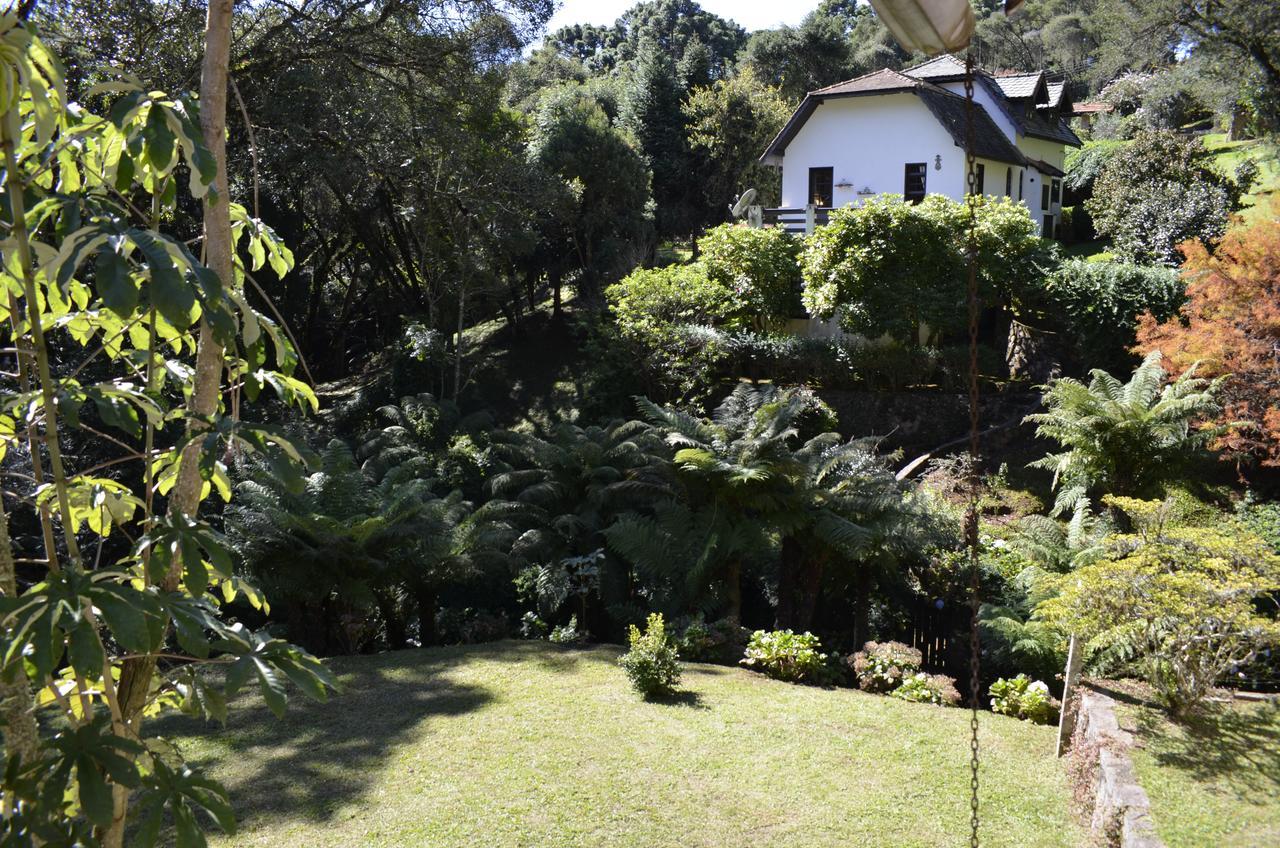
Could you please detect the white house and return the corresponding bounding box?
[759,54,1081,237]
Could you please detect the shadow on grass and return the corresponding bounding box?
[1135,701,1280,797]
[155,646,500,827]
[645,689,708,710]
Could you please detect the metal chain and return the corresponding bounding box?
[963,50,982,848]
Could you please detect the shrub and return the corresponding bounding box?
[1036,498,1280,716]
[891,673,962,706]
[619,614,682,697]
[850,640,922,694]
[800,193,1051,346]
[1085,131,1240,266]
[549,615,587,645]
[1064,139,1127,196]
[676,616,751,664]
[989,675,1060,725]
[607,263,737,349]
[741,629,828,683]
[698,223,803,326]
[1041,259,1184,373]
[1136,207,1280,468]
[1025,352,1224,518]
[519,611,549,639]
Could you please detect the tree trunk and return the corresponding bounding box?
[374,590,408,650]
[551,267,562,319]
[775,536,823,632]
[724,560,742,624]
[413,584,438,646]
[109,2,234,843]
[0,502,38,774]
[853,566,872,651]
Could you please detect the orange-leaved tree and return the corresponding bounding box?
[1137,201,1280,467]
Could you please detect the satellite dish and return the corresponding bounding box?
[867,0,975,55]
[730,188,758,219]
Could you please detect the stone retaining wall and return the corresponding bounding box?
[1069,688,1165,848]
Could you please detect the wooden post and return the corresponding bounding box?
[805,204,816,234]
[1056,633,1084,757]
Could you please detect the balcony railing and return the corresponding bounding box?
[760,205,832,234]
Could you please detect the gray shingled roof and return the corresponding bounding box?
[916,86,1028,167]
[901,54,968,80]
[993,72,1046,101]
[760,70,1028,167]
[1045,82,1065,109]
[810,67,920,96]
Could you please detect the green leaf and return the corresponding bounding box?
[143,102,177,173]
[77,755,114,827]
[132,230,196,328]
[94,243,138,317]
[67,617,104,678]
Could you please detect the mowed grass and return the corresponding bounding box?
[158,641,1081,848]
[1204,132,1280,223]
[1119,698,1280,848]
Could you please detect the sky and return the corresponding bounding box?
[542,0,815,36]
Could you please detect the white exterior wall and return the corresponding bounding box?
[779,94,968,207]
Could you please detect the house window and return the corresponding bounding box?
[1041,184,1051,211]
[1050,178,1061,206]
[808,167,833,208]
[904,163,927,204]
[1042,214,1055,239]
[1005,167,1013,197]
[971,163,985,196]
[1019,171,1024,201]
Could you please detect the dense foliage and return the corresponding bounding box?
[1040,259,1184,372]
[1086,131,1241,265]
[619,613,682,697]
[1026,353,1224,517]
[1138,207,1280,468]
[0,16,334,844]
[740,629,828,683]
[989,675,1058,725]
[1037,497,1280,715]
[800,194,1051,345]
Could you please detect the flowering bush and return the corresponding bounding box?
[620,614,682,697]
[989,675,1059,725]
[1086,131,1240,265]
[741,630,828,683]
[850,641,922,694]
[891,673,962,706]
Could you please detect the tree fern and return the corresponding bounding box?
[1026,351,1225,516]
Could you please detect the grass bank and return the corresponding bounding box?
[160,641,1082,847]
[1118,697,1280,847]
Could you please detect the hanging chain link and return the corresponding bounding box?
[963,50,982,848]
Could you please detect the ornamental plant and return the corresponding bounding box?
[0,14,333,846]
[800,193,1050,346]
[849,640,922,694]
[619,613,682,697]
[1086,131,1240,266]
[989,675,1059,725]
[891,672,962,706]
[697,223,802,328]
[1136,205,1280,468]
[1036,497,1280,716]
[740,629,827,683]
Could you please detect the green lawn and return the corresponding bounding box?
[1204,132,1280,223]
[159,641,1082,847]
[1118,698,1280,847]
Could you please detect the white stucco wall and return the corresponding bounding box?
[778,94,970,207]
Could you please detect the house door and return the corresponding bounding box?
[1042,214,1055,239]
[808,167,833,208]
